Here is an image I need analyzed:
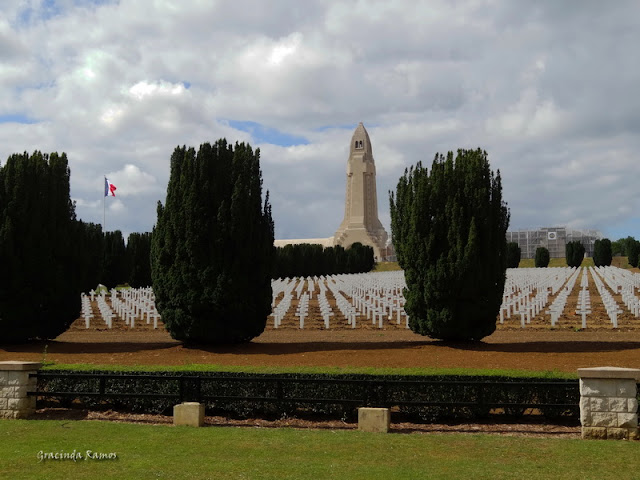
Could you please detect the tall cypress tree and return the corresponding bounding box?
[0,151,81,342]
[535,247,550,267]
[593,238,612,267]
[627,239,640,268]
[565,240,585,268]
[389,148,509,341]
[151,140,274,344]
[506,242,521,268]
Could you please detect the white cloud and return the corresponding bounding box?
[0,0,639,242]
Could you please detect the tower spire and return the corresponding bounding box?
[334,123,388,260]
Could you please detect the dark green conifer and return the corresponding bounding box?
[0,151,81,342]
[565,241,585,268]
[593,239,612,267]
[534,247,550,267]
[389,148,509,341]
[151,140,274,344]
[126,232,152,288]
[506,242,521,268]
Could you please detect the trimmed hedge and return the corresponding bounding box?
[35,370,581,422]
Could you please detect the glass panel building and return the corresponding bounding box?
[506,227,603,259]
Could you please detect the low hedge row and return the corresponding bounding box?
[35,370,581,422]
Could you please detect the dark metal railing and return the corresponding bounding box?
[28,372,579,414]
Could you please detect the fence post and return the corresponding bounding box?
[0,361,41,419]
[578,367,639,440]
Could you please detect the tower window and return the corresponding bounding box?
[355,140,363,149]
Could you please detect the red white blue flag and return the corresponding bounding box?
[105,177,117,197]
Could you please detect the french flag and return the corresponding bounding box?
[104,177,117,197]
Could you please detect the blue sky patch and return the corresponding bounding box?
[0,114,37,124]
[226,120,309,147]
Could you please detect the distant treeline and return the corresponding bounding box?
[273,242,375,278]
[77,227,153,290]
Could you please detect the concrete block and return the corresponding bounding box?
[579,397,590,412]
[580,379,617,397]
[580,409,591,426]
[617,413,638,429]
[607,428,629,440]
[6,372,26,387]
[590,397,609,412]
[609,397,628,412]
[0,372,7,386]
[358,407,390,433]
[7,398,32,411]
[5,386,28,399]
[173,402,204,427]
[617,380,637,398]
[0,398,7,410]
[582,427,607,439]
[578,367,640,380]
[628,398,638,413]
[591,412,618,428]
[0,361,41,371]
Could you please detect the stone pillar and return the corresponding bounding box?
[0,361,41,419]
[358,407,390,433]
[173,402,205,427]
[578,367,639,440]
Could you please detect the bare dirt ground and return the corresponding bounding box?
[3,266,640,372]
[2,324,640,373]
[7,283,640,438]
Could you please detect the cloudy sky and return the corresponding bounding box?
[1,0,639,243]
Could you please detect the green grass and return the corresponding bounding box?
[372,261,402,272]
[1,420,638,480]
[41,363,577,379]
[518,257,596,268]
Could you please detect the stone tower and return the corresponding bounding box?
[334,122,388,260]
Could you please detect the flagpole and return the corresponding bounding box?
[103,175,106,233]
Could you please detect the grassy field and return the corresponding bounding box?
[41,362,577,379]
[377,257,632,270]
[1,420,638,480]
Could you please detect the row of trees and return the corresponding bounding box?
[5,142,635,345]
[0,152,97,341]
[101,231,152,289]
[273,243,374,279]
[612,236,639,267]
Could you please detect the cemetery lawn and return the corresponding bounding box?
[2,420,638,480]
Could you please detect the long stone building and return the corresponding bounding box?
[506,227,603,259]
[274,122,391,260]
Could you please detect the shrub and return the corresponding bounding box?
[565,241,585,268]
[0,151,83,342]
[593,239,612,267]
[534,247,550,267]
[151,140,274,344]
[389,148,510,341]
[506,242,521,268]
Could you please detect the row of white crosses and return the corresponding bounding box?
[589,267,624,328]
[269,271,408,329]
[109,287,161,329]
[500,267,580,327]
[82,287,161,329]
[95,293,115,328]
[592,266,640,318]
[575,268,591,329]
[80,293,94,328]
[296,293,310,328]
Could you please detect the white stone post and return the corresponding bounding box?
[578,367,639,440]
[0,361,41,419]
